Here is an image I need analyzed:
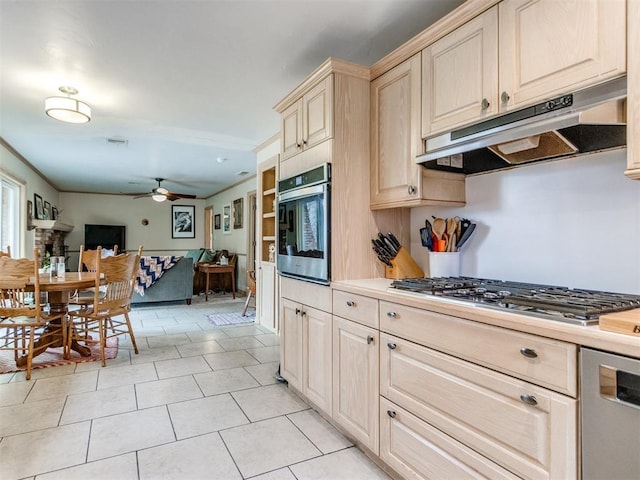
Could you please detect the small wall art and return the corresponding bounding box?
[233,197,243,229]
[214,213,221,230]
[223,204,231,234]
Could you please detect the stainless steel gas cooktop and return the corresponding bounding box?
[389,277,640,326]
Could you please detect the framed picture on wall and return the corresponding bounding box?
[233,197,243,229]
[34,194,44,219]
[214,214,221,230]
[51,207,58,220]
[43,201,51,220]
[223,204,231,234]
[171,205,195,238]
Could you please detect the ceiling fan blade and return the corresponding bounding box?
[165,192,196,201]
[132,193,152,199]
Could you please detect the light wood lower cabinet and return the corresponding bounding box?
[332,315,379,454]
[280,297,303,391]
[380,333,577,480]
[280,297,332,415]
[380,397,519,480]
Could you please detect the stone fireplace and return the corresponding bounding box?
[32,220,73,266]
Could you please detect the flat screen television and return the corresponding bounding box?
[84,224,126,251]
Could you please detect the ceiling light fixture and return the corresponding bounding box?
[152,193,167,202]
[45,86,91,124]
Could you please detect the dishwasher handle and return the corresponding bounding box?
[600,364,640,409]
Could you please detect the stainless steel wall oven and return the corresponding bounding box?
[277,163,330,285]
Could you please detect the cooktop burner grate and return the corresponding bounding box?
[390,277,640,326]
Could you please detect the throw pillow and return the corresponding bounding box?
[200,249,217,263]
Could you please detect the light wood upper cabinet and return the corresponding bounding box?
[422,6,499,138]
[422,0,626,139]
[499,0,626,111]
[626,0,640,179]
[281,76,333,161]
[372,53,466,209]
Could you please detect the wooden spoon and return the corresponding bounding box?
[445,218,457,251]
[432,217,446,241]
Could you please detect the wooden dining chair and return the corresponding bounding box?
[242,270,256,317]
[0,248,65,379]
[0,245,11,257]
[67,246,143,366]
[71,244,120,307]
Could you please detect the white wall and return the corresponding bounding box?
[60,192,205,270]
[410,149,640,294]
[1,141,60,257]
[205,176,256,290]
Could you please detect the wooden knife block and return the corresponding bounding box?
[385,247,425,280]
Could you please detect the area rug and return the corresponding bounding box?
[0,337,118,375]
[206,311,256,326]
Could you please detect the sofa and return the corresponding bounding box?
[131,256,194,305]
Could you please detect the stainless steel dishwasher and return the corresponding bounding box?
[581,348,640,479]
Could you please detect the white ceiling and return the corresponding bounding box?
[0,0,464,199]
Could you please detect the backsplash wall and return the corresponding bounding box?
[410,149,640,294]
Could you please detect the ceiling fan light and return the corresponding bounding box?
[44,96,91,124]
[152,194,167,202]
[156,187,169,195]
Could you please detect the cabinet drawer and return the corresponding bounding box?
[380,334,577,480]
[380,397,519,480]
[379,301,577,396]
[333,290,379,328]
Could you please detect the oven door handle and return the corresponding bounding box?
[600,364,640,409]
[278,183,328,202]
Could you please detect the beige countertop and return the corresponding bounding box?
[331,278,640,359]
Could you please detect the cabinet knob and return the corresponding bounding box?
[481,98,490,110]
[407,185,416,195]
[501,91,510,103]
[301,310,306,317]
[520,347,538,359]
[366,335,374,345]
[520,394,538,406]
[302,139,307,145]
[296,142,302,148]
[387,342,397,350]
[346,300,356,307]
[295,308,301,315]
[386,311,397,318]
[387,410,397,418]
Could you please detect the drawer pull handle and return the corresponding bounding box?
[386,311,397,318]
[387,342,396,350]
[520,347,538,359]
[387,410,396,418]
[520,394,538,406]
[346,300,356,307]
[367,335,374,345]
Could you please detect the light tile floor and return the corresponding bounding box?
[0,294,390,480]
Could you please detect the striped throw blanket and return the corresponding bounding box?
[134,256,180,296]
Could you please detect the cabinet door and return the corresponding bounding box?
[370,54,423,206]
[302,305,332,415]
[499,0,626,111]
[280,298,302,390]
[281,100,303,161]
[257,262,276,331]
[332,316,379,454]
[303,75,333,150]
[422,6,498,137]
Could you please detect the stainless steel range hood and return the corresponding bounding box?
[417,76,627,175]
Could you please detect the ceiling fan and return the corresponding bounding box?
[133,178,196,202]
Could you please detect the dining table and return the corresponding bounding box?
[16,271,101,366]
